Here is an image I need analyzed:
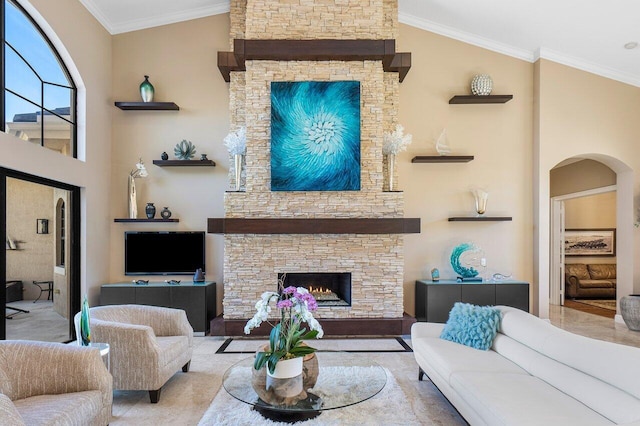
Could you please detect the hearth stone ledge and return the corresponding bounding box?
[209,313,416,337]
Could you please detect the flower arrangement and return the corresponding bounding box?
[245,282,324,374]
[224,126,247,155]
[383,124,412,155]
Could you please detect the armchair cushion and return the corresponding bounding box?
[0,341,111,426]
[0,393,25,426]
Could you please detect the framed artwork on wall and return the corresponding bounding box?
[564,228,616,256]
[270,81,361,191]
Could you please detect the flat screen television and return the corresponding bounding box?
[124,231,205,275]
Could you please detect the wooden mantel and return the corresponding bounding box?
[217,39,412,82]
[207,218,420,234]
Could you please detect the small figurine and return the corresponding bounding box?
[431,268,440,282]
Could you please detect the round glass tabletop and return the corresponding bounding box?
[222,351,387,420]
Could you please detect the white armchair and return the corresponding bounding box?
[0,340,112,426]
[87,304,193,403]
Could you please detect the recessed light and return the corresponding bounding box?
[624,41,638,50]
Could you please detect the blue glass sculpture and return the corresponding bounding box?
[450,243,480,278]
[270,81,361,191]
[80,295,91,346]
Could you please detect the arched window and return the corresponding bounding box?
[1,0,77,157]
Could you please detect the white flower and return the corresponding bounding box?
[383,124,412,155]
[224,126,247,155]
[308,317,324,338]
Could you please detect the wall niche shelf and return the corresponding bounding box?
[449,95,513,104]
[114,102,180,111]
[114,218,179,223]
[448,217,512,222]
[412,156,474,163]
[153,160,216,167]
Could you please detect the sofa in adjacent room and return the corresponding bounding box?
[412,306,640,426]
[565,263,616,299]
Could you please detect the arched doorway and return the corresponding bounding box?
[538,154,633,324]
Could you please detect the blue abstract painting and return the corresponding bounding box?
[271,81,361,191]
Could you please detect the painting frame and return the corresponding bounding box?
[270,80,361,192]
[564,228,616,257]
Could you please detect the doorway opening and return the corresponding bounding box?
[2,168,80,341]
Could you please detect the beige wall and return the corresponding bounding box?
[551,159,616,197]
[6,178,53,300]
[0,0,112,308]
[535,59,640,319]
[110,15,230,312]
[398,25,534,315]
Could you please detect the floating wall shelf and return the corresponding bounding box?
[207,218,421,234]
[412,156,474,163]
[114,102,180,111]
[114,218,179,223]
[153,160,216,167]
[449,95,513,104]
[217,39,411,82]
[448,217,512,222]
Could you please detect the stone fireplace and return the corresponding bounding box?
[208,0,417,335]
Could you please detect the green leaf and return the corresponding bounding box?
[289,346,315,357]
[301,330,318,340]
[254,351,269,371]
[267,352,284,375]
[269,324,281,352]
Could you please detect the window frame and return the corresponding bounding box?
[1,0,78,158]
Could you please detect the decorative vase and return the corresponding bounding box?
[140,75,154,102]
[80,295,91,346]
[620,295,640,331]
[160,207,172,219]
[471,188,489,215]
[387,153,396,191]
[471,74,493,96]
[161,152,168,160]
[193,268,205,282]
[234,154,243,191]
[145,203,156,219]
[266,357,304,399]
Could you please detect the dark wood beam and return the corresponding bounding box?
[216,39,411,82]
[207,218,420,234]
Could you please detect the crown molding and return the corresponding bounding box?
[398,11,534,62]
[535,48,640,88]
[80,0,230,35]
[79,0,115,34]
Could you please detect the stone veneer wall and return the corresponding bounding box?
[223,0,404,320]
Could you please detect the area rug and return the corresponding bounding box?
[573,299,617,311]
[198,367,419,425]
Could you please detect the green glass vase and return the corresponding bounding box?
[140,75,154,102]
[80,295,91,346]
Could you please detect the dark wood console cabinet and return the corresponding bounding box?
[415,279,529,323]
[100,281,216,335]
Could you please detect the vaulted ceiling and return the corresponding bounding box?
[79,0,640,87]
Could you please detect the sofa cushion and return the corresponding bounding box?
[13,390,103,426]
[578,279,615,288]
[565,263,590,280]
[587,264,616,280]
[157,336,189,367]
[0,393,25,426]
[440,303,502,350]
[449,371,614,426]
[412,325,527,385]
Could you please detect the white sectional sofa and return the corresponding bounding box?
[412,306,640,426]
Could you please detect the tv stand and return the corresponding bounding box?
[99,281,216,335]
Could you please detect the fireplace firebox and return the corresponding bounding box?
[278,272,351,307]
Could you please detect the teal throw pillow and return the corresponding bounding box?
[439,302,502,350]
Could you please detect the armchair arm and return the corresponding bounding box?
[0,341,111,407]
[0,393,25,426]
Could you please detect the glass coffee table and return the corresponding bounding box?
[222,351,387,422]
